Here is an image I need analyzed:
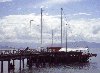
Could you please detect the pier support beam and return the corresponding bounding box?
[8,60,10,72]
[27,56,33,69]
[27,58,29,65]
[22,59,24,68]
[19,57,21,70]
[29,57,32,69]
[13,59,15,66]
[12,59,15,72]
[1,61,3,73]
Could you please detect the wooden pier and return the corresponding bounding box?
[0,47,97,73]
[0,48,38,73]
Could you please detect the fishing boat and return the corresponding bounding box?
[38,8,97,64]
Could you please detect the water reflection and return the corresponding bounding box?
[14,62,99,73]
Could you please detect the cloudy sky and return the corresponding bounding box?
[0,0,100,45]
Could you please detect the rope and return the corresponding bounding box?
[62,10,90,50]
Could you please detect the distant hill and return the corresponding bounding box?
[0,41,100,49]
[66,41,100,48]
[47,41,100,48]
[0,42,40,49]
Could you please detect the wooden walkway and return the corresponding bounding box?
[0,49,40,73]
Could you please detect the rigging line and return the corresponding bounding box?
[76,32,90,49]
[62,11,79,48]
[62,10,89,49]
[65,23,79,48]
[41,10,58,44]
[66,21,88,49]
[67,24,79,48]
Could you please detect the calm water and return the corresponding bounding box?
[0,48,100,73]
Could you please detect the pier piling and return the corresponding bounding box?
[13,60,15,66]
[8,60,10,72]
[22,59,24,68]
[19,57,21,70]
[1,61,3,73]
[29,56,32,69]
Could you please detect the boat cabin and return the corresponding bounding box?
[47,47,61,52]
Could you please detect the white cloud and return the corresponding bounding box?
[47,0,81,4]
[0,13,100,44]
[0,0,12,2]
[34,0,82,9]
[68,18,100,42]
[73,12,91,16]
[0,13,61,43]
[40,5,45,8]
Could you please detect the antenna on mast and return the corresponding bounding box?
[61,8,63,47]
[30,20,34,32]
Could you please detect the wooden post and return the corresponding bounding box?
[13,60,14,66]
[19,57,21,70]
[27,58,28,65]
[29,56,32,69]
[12,50,15,71]
[22,59,24,68]
[1,61,3,73]
[8,60,10,72]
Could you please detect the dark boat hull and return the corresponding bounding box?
[31,52,96,65]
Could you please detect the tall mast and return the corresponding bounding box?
[61,8,63,47]
[52,30,54,46]
[66,24,67,52]
[41,8,43,46]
